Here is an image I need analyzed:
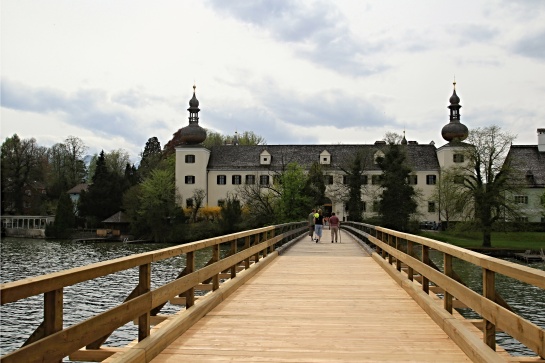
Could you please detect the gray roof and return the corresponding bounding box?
[102,211,130,224]
[207,144,440,172]
[66,183,88,194]
[506,145,545,187]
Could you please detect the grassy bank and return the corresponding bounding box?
[420,230,545,250]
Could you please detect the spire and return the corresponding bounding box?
[401,130,407,145]
[188,84,200,124]
[441,80,468,143]
[180,84,206,145]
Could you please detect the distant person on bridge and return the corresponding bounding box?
[329,212,340,243]
[314,209,324,243]
[308,209,316,241]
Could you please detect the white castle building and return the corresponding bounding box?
[174,84,545,223]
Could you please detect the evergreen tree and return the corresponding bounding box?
[304,162,326,208]
[139,137,162,179]
[345,151,366,222]
[376,144,417,231]
[220,194,243,233]
[79,150,124,226]
[277,163,312,222]
[49,192,75,238]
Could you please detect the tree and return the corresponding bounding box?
[220,194,243,233]
[189,189,206,223]
[304,162,326,208]
[46,136,87,199]
[277,163,312,222]
[456,126,519,247]
[238,131,266,146]
[1,134,47,214]
[139,137,162,180]
[339,149,372,222]
[79,151,124,226]
[104,149,131,176]
[376,143,418,231]
[47,192,75,238]
[137,168,185,242]
[432,168,466,229]
[237,179,277,227]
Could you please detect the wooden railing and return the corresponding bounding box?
[0,222,307,363]
[343,221,545,360]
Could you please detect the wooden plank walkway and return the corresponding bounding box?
[150,230,472,362]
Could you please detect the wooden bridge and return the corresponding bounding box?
[1,222,544,362]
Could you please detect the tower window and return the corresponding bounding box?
[217,175,226,185]
[232,175,242,185]
[453,154,464,163]
[185,155,195,163]
[426,175,437,185]
[185,175,195,184]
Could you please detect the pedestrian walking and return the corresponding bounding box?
[314,209,324,243]
[329,212,340,243]
[308,209,316,241]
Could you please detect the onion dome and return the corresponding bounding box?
[180,85,207,145]
[441,81,468,142]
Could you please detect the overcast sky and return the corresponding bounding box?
[2,0,544,162]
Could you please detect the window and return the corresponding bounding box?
[514,195,528,204]
[408,175,418,185]
[232,175,242,185]
[185,155,195,163]
[343,175,348,184]
[263,157,268,162]
[218,199,225,207]
[361,175,368,184]
[324,175,333,185]
[185,175,195,184]
[362,201,367,212]
[260,175,269,185]
[453,154,464,163]
[217,175,226,185]
[186,198,193,207]
[245,175,255,184]
[428,201,436,213]
[426,175,437,185]
[371,175,382,185]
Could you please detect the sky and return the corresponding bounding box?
[2,0,545,163]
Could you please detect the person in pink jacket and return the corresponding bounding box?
[329,212,340,243]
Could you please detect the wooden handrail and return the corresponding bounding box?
[343,222,545,359]
[0,222,307,362]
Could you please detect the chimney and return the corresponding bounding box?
[538,128,545,152]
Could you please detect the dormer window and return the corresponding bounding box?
[374,151,385,164]
[260,150,271,165]
[320,150,331,165]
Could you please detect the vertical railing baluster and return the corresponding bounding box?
[212,244,220,291]
[396,236,402,271]
[138,263,151,341]
[444,254,453,314]
[254,233,261,264]
[244,235,251,269]
[483,268,496,350]
[407,240,414,281]
[421,245,430,294]
[230,239,237,279]
[44,288,63,363]
[185,252,195,308]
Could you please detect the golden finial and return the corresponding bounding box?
[453,75,456,89]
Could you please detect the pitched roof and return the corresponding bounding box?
[102,211,130,224]
[506,145,545,187]
[67,183,89,194]
[207,144,440,172]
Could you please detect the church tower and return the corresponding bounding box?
[437,81,470,169]
[175,85,210,208]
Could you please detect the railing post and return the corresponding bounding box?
[407,240,414,281]
[395,236,402,271]
[230,239,237,279]
[212,244,220,291]
[244,236,251,269]
[483,268,496,350]
[185,252,195,308]
[138,263,151,341]
[421,245,430,294]
[254,233,261,264]
[443,254,453,314]
[45,288,63,363]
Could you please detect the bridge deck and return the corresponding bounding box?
[151,231,472,362]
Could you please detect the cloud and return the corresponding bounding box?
[457,24,499,45]
[1,79,148,142]
[206,0,385,76]
[511,29,545,61]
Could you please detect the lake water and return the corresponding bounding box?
[1,237,544,360]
